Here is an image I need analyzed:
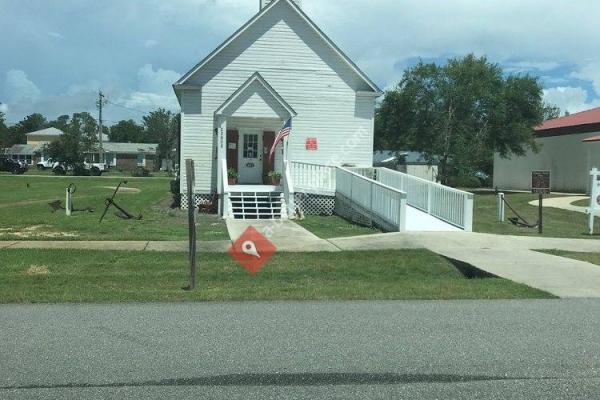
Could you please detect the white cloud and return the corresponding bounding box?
[5,70,41,103]
[543,86,600,114]
[144,39,158,48]
[136,64,180,95]
[0,103,8,114]
[571,62,600,96]
[123,91,180,112]
[47,31,63,39]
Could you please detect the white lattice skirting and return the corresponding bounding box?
[295,193,335,216]
[181,192,335,216]
[180,193,215,210]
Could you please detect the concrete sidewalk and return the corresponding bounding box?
[331,232,600,298]
[226,219,340,252]
[527,195,589,214]
[0,240,232,252]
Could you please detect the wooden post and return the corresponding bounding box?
[186,159,197,290]
[538,193,543,234]
[65,187,72,216]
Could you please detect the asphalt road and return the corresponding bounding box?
[1,300,600,399]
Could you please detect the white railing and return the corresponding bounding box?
[290,162,336,194]
[336,167,407,231]
[360,167,473,231]
[220,158,231,218]
[283,160,295,218]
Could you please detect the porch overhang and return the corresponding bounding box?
[214,72,297,119]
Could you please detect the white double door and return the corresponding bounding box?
[238,129,264,184]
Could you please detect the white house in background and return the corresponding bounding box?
[174,0,381,215]
[494,107,600,193]
[373,151,439,182]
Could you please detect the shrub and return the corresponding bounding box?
[52,165,66,176]
[170,179,180,195]
[447,175,482,188]
[131,166,151,177]
[73,164,90,176]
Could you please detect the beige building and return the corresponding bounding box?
[494,107,600,193]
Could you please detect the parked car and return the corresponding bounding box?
[52,161,105,176]
[36,158,55,170]
[0,157,28,174]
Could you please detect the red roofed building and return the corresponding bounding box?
[494,107,600,193]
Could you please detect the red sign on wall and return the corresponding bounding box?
[305,137,318,151]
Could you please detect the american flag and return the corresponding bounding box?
[269,118,292,162]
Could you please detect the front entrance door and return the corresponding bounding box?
[238,130,263,184]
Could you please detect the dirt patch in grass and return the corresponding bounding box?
[0,225,79,238]
[25,265,50,276]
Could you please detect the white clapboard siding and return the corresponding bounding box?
[179,0,377,193]
[221,80,290,119]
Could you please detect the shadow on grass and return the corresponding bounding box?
[443,257,498,279]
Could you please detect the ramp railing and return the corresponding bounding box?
[352,167,473,231]
[290,162,336,194]
[336,167,407,232]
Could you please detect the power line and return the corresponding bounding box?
[104,99,148,115]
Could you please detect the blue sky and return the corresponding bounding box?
[1,0,600,124]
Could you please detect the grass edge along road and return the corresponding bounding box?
[0,248,553,303]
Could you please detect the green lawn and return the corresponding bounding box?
[1,169,174,178]
[540,250,600,266]
[0,175,228,241]
[296,215,382,239]
[571,198,590,207]
[0,248,552,303]
[473,192,599,239]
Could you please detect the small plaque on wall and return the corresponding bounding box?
[228,143,237,150]
[305,137,318,151]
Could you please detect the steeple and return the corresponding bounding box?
[260,0,302,11]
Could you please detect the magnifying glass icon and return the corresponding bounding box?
[242,241,261,258]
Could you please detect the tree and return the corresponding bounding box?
[375,54,548,184]
[109,119,144,143]
[143,108,176,169]
[46,112,98,165]
[47,115,70,132]
[0,111,8,151]
[5,113,47,147]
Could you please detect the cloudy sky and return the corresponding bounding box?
[1,0,600,124]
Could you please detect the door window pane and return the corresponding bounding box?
[243,134,258,159]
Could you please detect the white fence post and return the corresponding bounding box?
[497,192,505,222]
[398,195,407,232]
[427,185,432,213]
[464,194,474,232]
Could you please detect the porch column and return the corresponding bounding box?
[216,116,227,217]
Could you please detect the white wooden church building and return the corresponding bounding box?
[174,0,474,232]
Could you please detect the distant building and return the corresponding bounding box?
[374,150,439,182]
[494,107,600,193]
[3,127,157,170]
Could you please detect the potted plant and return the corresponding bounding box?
[228,168,238,185]
[268,171,282,186]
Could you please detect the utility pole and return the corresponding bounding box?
[97,91,105,164]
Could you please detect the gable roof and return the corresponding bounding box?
[374,150,439,165]
[174,0,381,94]
[535,107,600,137]
[215,72,296,118]
[5,144,44,155]
[26,127,64,137]
[102,142,158,154]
